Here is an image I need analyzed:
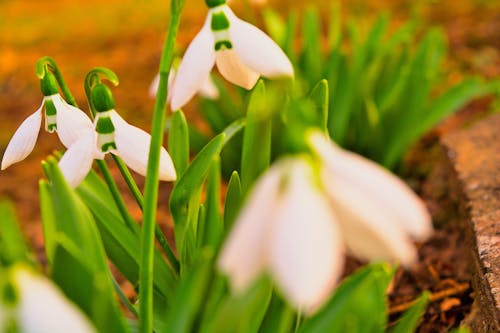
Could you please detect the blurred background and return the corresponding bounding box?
[0,0,499,260]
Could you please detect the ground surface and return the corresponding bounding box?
[1,0,500,331]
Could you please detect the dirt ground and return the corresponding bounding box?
[1,0,499,331]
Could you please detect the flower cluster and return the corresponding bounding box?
[2,73,176,188]
[0,0,435,326]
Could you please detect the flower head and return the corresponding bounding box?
[170,0,293,110]
[59,83,176,187]
[218,131,432,314]
[1,72,93,170]
[218,157,344,314]
[0,266,96,333]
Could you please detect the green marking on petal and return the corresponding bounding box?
[97,132,116,153]
[101,142,117,152]
[214,40,233,51]
[44,98,57,116]
[205,0,226,9]
[95,116,115,134]
[211,11,230,31]
[46,123,57,133]
[1,281,18,307]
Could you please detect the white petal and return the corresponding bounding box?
[170,20,215,110]
[324,171,418,266]
[52,94,94,148]
[215,50,260,89]
[223,6,293,78]
[218,163,282,292]
[148,73,160,98]
[110,111,176,181]
[1,108,42,170]
[309,132,432,240]
[15,268,96,333]
[59,133,97,188]
[199,75,220,99]
[269,159,343,314]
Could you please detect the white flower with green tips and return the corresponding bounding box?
[170,0,293,110]
[218,132,432,314]
[0,266,96,333]
[59,83,176,188]
[1,73,93,170]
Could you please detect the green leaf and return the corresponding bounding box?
[39,179,57,262]
[309,79,329,132]
[390,292,429,333]
[168,110,190,177]
[383,77,499,168]
[42,158,130,332]
[51,238,130,333]
[203,277,273,333]
[202,157,223,250]
[223,171,242,235]
[299,264,394,333]
[0,201,30,266]
[76,180,177,301]
[240,81,272,194]
[170,134,225,267]
[162,250,214,333]
[300,8,323,82]
[259,293,295,333]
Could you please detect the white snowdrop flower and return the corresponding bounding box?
[307,131,433,266]
[0,266,96,333]
[59,83,176,188]
[170,0,293,110]
[218,157,344,314]
[219,132,433,314]
[1,72,93,170]
[148,68,219,101]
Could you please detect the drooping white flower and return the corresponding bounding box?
[219,132,433,314]
[218,157,344,314]
[148,68,219,101]
[59,84,176,188]
[0,266,96,333]
[307,131,433,266]
[1,90,93,171]
[170,0,293,110]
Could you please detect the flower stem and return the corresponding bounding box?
[112,154,180,272]
[139,0,185,332]
[36,56,78,106]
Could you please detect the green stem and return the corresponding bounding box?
[139,0,185,331]
[112,154,180,272]
[96,160,138,233]
[36,56,78,106]
[111,274,139,318]
[84,68,180,270]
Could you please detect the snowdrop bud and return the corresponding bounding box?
[91,84,115,112]
[206,0,226,8]
[40,72,59,96]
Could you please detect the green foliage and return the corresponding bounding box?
[390,292,429,333]
[299,264,394,333]
[0,201,31,266]
[39,158,130,332]
[194,7,499,171]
